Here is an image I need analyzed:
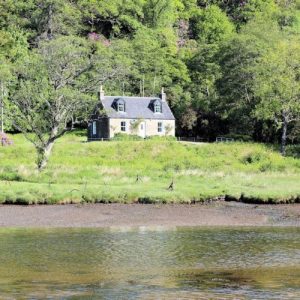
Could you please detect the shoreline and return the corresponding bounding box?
[0,202,299,228]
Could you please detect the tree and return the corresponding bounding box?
[220,17,300,154]
[186,43,223,137]
[191,5,234,43]
[253,33,300,155]
[186,5,234,137]
[217,32,263,137]
[31,0,83,41]
[0,27,29,132]
[0,61,11,133]
[78,0,145,37]
[143,0,184,28]
[9,36,125,169]
[0,33,12,133]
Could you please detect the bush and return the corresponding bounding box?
[286,144,300,158]
[112,133,143,141]
[223,133,253,142]
[242,151,270,164]
[146,135,177,141]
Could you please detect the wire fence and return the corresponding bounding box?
[216,137,235,143]
[177,137,208,143]
[87,136,236,143]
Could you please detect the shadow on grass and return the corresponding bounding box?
[70,129,86,137]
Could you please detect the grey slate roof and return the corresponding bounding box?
[101,96,175,120]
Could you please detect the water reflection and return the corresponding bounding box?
[0,227,299,299]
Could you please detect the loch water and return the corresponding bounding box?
[0,227,299,299]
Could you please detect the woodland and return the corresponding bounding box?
[0,0,300,168]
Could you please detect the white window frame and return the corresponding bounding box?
[154,103,161,113]
[92,121,97,135]
[121,121,126,132]
[158,122,163,133]
[118,102,125,112]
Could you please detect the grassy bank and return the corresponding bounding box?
[0,131,300,204]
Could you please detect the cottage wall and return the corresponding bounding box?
[109,118,175,138]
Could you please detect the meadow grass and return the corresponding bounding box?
[0,131,299,204]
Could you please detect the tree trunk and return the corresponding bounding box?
[37,126,59,170]
[37,140,55,170]
[280,113,288,156]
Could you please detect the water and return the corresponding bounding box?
[0,227,299,299]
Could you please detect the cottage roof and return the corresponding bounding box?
[101,96,175,120]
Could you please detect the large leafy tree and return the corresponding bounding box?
[184,4,234,136]
[218,17,300,151]
[191,5,234,43]
[9,36,125,169]
[253,33,300,155]
[217,31,263,137]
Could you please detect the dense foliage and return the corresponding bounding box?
[0,0,300,158]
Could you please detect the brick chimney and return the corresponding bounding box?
[159,87,166,102]
[99,85,105,101]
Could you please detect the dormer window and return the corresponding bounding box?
[154,100,162,113]
[118,102,125,112]
[115,98,126,112]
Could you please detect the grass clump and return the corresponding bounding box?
[0,131,300,204]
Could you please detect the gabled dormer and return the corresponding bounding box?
[113,98,126,113]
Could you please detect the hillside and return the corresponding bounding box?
[0,132,299,204]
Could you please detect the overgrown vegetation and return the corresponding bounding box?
[0,132,299,204]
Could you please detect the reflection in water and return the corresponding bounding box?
[0,227,299,299]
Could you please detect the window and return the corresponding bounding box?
[92,121,97,135]
[158,122,163,133]
[118,102,125,112]
[121,121,126,132]
[154,103,161,113]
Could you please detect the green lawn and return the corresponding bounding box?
[0,131,299,204]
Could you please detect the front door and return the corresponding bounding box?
[139,121,146,138]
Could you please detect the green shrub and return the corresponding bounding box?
[223,133,253,142]
[286,144,300,158]
[242,151,270,164]
[112,133,143,141]
[146,135,177,141]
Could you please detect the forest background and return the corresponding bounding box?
[0,0,300,156]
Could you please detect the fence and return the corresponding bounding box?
[87,137,110,142]
[177,137,208,143]
[87,136,235,143]
[216,137,235,143]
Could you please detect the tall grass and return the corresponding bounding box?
[0,131,299,204]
